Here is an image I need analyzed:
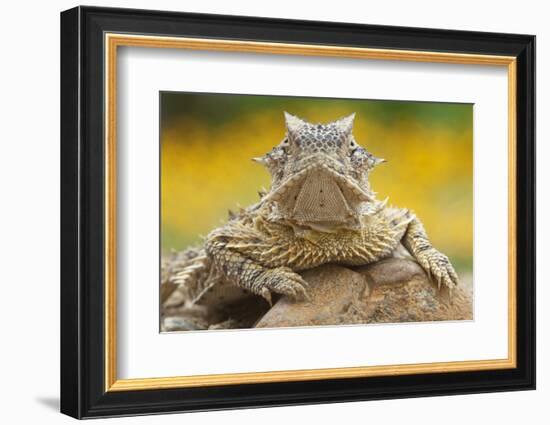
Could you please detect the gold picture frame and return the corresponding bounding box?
[104,34,517,392]
[61,6,535,419]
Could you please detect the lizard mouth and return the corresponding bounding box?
[265,163,373,230]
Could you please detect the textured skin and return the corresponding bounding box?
[169,113,459,307]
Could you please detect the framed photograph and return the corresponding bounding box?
[60,6,535,419]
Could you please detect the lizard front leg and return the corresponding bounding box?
[402,213,459,291]
[205,227,309,304]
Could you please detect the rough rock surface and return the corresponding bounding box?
[161,287,271,332]
[161,258,472,331]
[256,259,472,328]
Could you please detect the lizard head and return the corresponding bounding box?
[254,112,384,231]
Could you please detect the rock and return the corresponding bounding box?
[255,259,472,329]
[162,316,209,332]
[162,292,271,331]
[355,258,472,324]
[255,265,367,328]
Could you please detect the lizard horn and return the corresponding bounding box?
[334,112,356,134]
[284,111,306,135]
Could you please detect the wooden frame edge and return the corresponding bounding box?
[105,32,118,390]
[507,59,518,369]
[107,358,516,391]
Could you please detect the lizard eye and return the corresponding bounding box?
[349,140,359,155]
[280,138,290,153]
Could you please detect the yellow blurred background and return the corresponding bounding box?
[161,93,473,272]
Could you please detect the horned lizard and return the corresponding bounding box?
[168,112,459,311]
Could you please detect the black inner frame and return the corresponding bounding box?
[60,6,535,419]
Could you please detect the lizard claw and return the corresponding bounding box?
[260,287,273,306]
[419,249,459,292]
[255,267,310,302]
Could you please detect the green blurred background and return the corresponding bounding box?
[161,92,473,273]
